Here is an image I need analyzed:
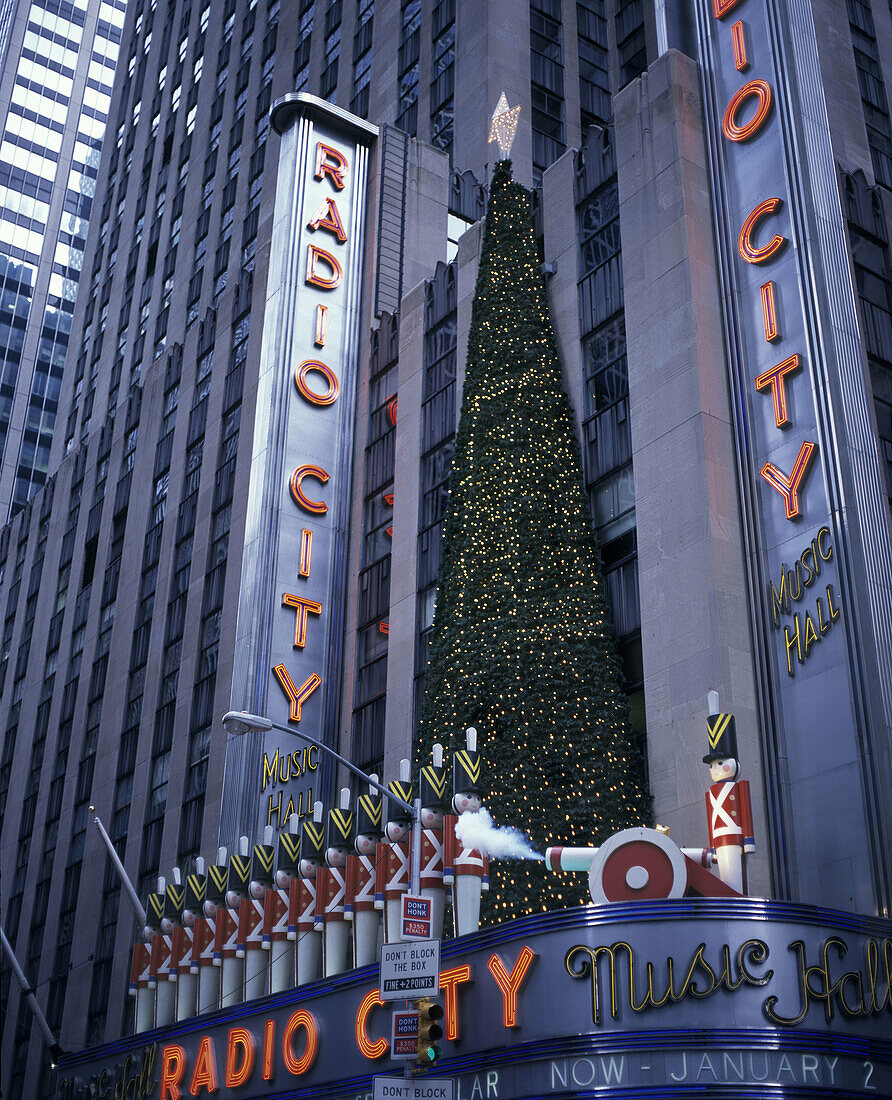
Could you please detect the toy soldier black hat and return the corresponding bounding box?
[206,849,229,906]
[453,727,483,797]
[355,777,384,838]
[277,816,301,877]
[145,882,165,932]
[252,825,276,888]
[300,804,326,862]
[703,711,739,763]
[228,838,252,898]
[420,744,450,812]
[184,868,207,913]
[163,870,185,924]
[327,788,354,849]
[386,759,414,825]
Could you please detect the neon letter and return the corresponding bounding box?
[295,360,340,406]
[754,354,801,428]
[263,1020,275,1081]
[738,198,786,264]
[282,594,323,648]
[438,965,473,1040]
[283,1009,318,1076]
[760,281,780,341]
[722,79,772,142]
[731,20,748,70]
[355,988,388,1059]
[225,1028,255,1088]
[760,440,817,519]
[273,666,322,722]
[306,245,342,290]
[307,196,347,242]
[289,464,329,515]
[487,947,537,1028]
[713,0,743,16]
[161,1046,186,1100]
[188,1036,218,1095]
[314,142,348,190]
[299,529,313,577]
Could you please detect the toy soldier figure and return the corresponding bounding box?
[375,760,414,943]
[131,883,163,1031]
[218,837,251,1007]
[176,860,205,1020]
[444,728,489,937]
[158,869,185,1026]
[243,827,275,1000]
[147,877,174,1023]
[346,777,383,967]
[266,815,299,993]
[317,788,353,976]
[703,707,755,894]
[195,848,227,1013]
[294,802,324,984]
[419,745,449,940]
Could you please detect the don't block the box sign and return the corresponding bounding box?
[55,901,891,1099]
[224,95,377,841]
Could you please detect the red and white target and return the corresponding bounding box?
[588,828,687,904]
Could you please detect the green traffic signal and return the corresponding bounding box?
[416,998,445,1066]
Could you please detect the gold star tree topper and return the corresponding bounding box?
[488,92,521,158]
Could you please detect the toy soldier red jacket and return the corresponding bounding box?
[346,853,376,917]
[375,839,409,906]
[316,865,348,925]
[706,780,755,852]
[236,897,264,958]
[443,815,489,887]
[420,826,444,890]
[170,925,193,978]
[189,917,215,974]
[213,906,239,964]
[129,941,151,997]
[262,887,290,948]
[292,876,317,936]
[148,932,171,989]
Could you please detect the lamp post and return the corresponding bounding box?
[222,711,423,895]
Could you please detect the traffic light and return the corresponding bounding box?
[416,998,444,1066]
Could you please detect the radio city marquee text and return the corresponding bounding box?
[56,933,890,1098]
[262,138,354,829]
[709,0,842,673]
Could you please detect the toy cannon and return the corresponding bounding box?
[546,828,741,904]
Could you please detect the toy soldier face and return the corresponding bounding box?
[420,807,444,828]
[225,889,242,908]
[355,832,377,855]
[275,870,291,889]
[203,900,217,919]
[250,881,266,900]
[453,792,481,814]
[385,821,409,842]
[299,857,322,878]
[709,757,740,782]
[325,845,348,868]
[183,908,197,927]
[161,916,176,934]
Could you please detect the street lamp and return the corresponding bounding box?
[222,710,423,894]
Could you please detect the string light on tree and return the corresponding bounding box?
[416,159,652,922]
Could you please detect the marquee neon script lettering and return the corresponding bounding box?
[711,0,842,672]
[263,141,351,829]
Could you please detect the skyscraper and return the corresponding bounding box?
[1,0,890,1095]
[0,0,126,519]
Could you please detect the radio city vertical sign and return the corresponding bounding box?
[694,0,892,909]
[225,96,377,841]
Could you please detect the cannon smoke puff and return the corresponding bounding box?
[454,808,543,860]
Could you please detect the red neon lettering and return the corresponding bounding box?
[760,440,817,519]
[755,354,801,428]
[225,1028,255,1088]
[314,142,349,190]
[438,965,473,1041]
[272,666,322,722]
[738,198,786,264]
[355,988,388,1059]
[722,79,772,142]
[289,464,330,515]
[282,1009,318,1075]
[160,1046,187,1100]
[487,946,537,1028]
[282,593,323,648]
[307,196,347,242]
[306,245,343,290]
[188,1036,218,1095]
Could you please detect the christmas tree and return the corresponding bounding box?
[416,159,652,921]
